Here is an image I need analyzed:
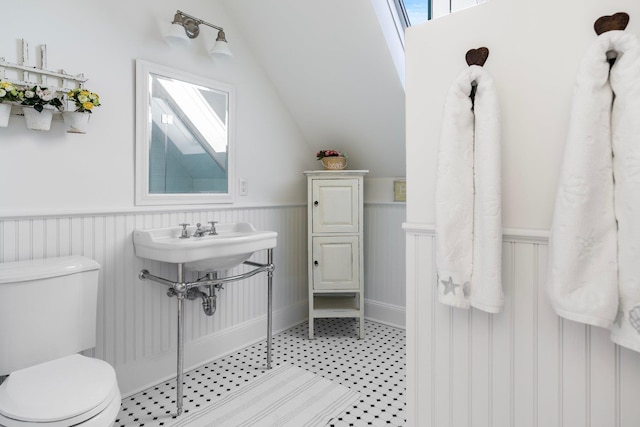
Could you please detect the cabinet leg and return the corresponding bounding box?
[266,248,273,369]
[309,317,314,339]
[359,316,364,339]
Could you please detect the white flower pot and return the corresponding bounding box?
[0,103,11,127]
[22,106,54,131]
[62,111,91,134]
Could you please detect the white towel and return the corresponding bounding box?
[435,65,503,313]
[547,30,640,353]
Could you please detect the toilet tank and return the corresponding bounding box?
[0,256,100,375]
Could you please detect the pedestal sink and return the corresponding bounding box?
[132,222,277,272]
[132,222,277,416]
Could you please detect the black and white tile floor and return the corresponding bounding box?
[115,318,406,426]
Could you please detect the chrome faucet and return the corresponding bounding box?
[185,221,218,238]
[192,223,208,237]
[208,221,218,235]
[179,223,190,239]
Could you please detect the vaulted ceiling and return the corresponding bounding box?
[222,0,406,178]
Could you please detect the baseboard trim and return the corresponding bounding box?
[364,299,406,329]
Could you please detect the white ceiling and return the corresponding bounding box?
[222,0,406,177]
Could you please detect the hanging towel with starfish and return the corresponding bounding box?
[435,65,503,313]
[548,30,640,353]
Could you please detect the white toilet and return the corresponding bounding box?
[0,256,121,426]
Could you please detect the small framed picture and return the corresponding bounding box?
[393,180,406,202]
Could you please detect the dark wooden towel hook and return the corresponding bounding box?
[594,12,629,35]
[465,47,488,110]
[465,47,489,67]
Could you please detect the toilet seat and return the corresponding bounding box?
[0,354,120,426]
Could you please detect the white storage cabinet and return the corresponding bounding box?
[304,170,368,339]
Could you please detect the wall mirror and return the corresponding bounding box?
[135,59,235,205]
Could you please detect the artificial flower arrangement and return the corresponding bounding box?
[0,81,24,103]
[316,149,347,160]
[66,88,101,113]
[21,85,63,113]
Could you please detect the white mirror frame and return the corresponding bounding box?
[135,59,236,205]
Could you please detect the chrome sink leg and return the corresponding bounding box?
[267,248,273,369]
[176,263,185,416]
[138,253,277,415]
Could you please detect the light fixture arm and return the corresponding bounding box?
[173,10,224,39]
[165,9,232,57]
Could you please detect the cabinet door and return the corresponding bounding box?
[312,236,359,290]
[312,179,358,233]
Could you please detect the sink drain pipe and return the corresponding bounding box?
[158,272,222,317]
[188,273,221,316]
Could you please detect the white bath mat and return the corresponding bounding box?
[169,364,360,427]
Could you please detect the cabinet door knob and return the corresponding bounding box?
[314,260,319,266]
[314,201,319,206]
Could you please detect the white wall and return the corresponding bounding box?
[0,0,315,216]
[223,0,406,179]
[406,0,640,230]
[406,0,640,425]
[364,203,407,327]
[371,0,406,88]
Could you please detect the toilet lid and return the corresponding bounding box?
[0,354,118,423]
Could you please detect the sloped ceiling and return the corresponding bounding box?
[222,0,406,178]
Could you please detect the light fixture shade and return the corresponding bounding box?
[164,23,190,48]
[209,40,232,58]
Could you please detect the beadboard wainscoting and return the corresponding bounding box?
[405,224,640,427]
[364,203,406,328]
[0,206,308,396]
[0,203,407,397]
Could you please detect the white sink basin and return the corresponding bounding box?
[133,223,277,272]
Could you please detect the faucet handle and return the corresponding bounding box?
[208,221,218,235]
[178,223,190,239]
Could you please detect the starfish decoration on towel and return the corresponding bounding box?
[440,276,460,295]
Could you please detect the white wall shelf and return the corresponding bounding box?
[0,39,92,131]
[0,39,87,94]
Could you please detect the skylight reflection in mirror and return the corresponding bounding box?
[148,73,229,195]
[156,77,228,154]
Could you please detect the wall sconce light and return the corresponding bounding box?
[164,10,232,58]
